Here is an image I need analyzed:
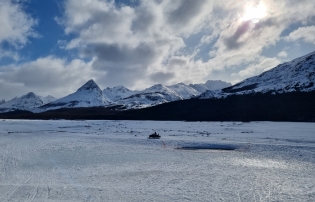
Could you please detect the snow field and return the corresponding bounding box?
[0,120,314,201]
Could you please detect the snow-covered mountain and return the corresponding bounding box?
[188,84,210,94]
[41,79,109,111]
[0,93,57,113]
[103,86,139,102]
[200,51,315,99]
[0,79,233,112]
[167,83,200,99]
[114,81,232,109]
[0,92,44,113]
[117,84,183,109]
[0,100,5,105]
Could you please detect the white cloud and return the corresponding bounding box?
[277,51,288,58]
[0,57,104,100]
[0,0,37,56]
[285,26,315,45]
[54,0,315,89]
[58,0,213,89]
[231,57,281,79]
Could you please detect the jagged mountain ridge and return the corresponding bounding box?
[199,51,315,99]
[0,79,230,112]
[103,85,139,102]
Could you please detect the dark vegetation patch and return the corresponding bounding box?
[0,92,315,122]
[222,83,258,93]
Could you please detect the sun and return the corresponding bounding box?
[242,2,267,23]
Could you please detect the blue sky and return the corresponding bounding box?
[1,0,315,100]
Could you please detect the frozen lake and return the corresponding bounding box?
[0,120,314,201]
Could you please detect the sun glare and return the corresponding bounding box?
[242,2,267,23]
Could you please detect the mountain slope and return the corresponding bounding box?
[167,83,200,99]
[41,79,109,111]
[200,51,315,99]
[103,86,139,102]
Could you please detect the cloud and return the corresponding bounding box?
[3,0,315,99]
[277,51,288,58]
[285,26,315,44]
[223,21,252,50]
[59,0,213,89]
[232,57,281,78]
[0,57,103,100]
[54,0,315,89]
[0,0,37,59]
[150,72,175,83]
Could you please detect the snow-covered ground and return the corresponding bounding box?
[0,120,314,201]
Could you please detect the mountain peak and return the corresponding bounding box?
[77,79,101,92]
[23,92,37,98]
[0,92,43,113]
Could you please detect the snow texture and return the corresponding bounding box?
[200,51,315,99]
[0,120,314,201]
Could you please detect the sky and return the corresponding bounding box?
[1,0,315,100]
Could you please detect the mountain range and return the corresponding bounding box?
[0,79,231,113]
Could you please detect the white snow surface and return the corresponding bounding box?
[0,120,314,201]
[41,80,109,111]
[200,51,315,99]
